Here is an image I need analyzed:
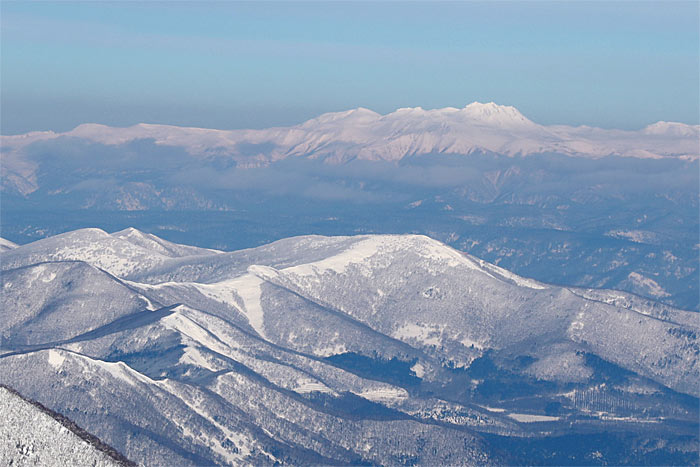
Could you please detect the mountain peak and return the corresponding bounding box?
[643,121,700,137]
[306,107,381,126]
[69,123,113,135]
[461,102,535,127]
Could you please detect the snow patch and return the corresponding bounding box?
[410,362,425,378]
[191,269,267,337]
[508,413,560,423]
[480,406,506,413]
[393,323,443,347]
[228,273,266,337]
[47,350,65,369]
[179,347,217,371]
[314,343,348,358]
[357,387,408,404]
[627,272,670,298]
[460,336,485,350]
[294,379,335,394]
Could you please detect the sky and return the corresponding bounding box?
[1,1,698,134]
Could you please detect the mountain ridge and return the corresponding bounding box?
[1,228,698,465]
[2,228,698,394]
[2,102,698,169]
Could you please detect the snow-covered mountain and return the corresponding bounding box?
[1,228,697,465]
[2,102,698,180]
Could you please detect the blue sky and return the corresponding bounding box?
[2,1,698,134]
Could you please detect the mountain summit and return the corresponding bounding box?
[461,102,536,127]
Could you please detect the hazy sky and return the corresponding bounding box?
[2,1,698,134]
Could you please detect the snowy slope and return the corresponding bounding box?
[0,385,131,466]
[0,238,18,252]
[1,261,158,347]
[3,229,698,394]
[1,229,698,465]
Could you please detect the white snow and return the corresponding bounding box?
[416,237,478,269]
[480,406,506,413]
[605,229,658,244]
[188,270,267,337]
[139,295,157,311]
[47,350,65,369]
[16,261,55,284]
[460,337,485,350]
[595,414,660,423]
[461,102,536,128]
[162,311,231,357]
[356,387,408,404]
[111,227,223,257]
[393,323,443,347]
[191,279,240,304]
[294,379,335,394]
[410,362,425,378]
[507,413,560,423]
[41,272,57,283]
[53,351,158,389]
[83,358,156,388]
[283,237,390,276]
[479,260,547,289]
[179,347,217,371]
[0,237,19,252]
[568,310,586,335]
[282,235,482,280]
[226,273,266,337]
[314,343,348,357]
[627,272,670,298]
[99,361,140,387]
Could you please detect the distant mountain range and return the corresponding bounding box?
[3,102,699,196]
[1,229,698,465]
